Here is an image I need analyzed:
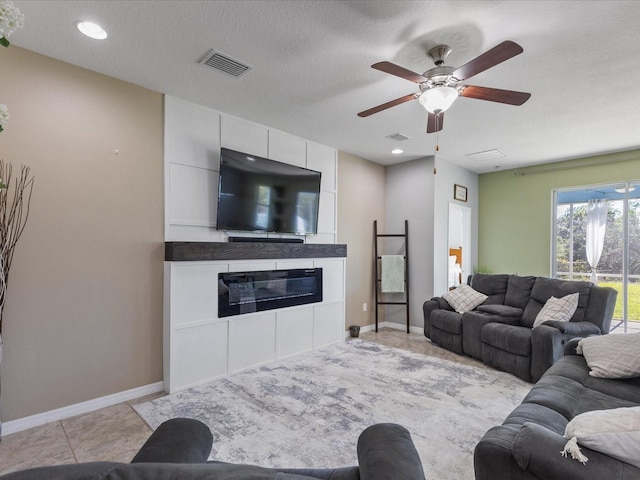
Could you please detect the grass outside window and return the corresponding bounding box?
[599,281,640,322]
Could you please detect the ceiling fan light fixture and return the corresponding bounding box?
[419,86,458,114]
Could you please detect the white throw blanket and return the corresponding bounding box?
[381,255,405,292]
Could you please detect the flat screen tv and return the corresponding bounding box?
[216,148,322,235]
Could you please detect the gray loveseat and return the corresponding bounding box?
[423,274,617,381]
[474,338,640,479]
[1,418,425,480]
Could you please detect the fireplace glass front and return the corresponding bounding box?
[218,268,323,317]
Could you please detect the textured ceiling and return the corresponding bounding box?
[9,0,640,173]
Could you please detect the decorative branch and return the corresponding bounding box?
[0,159,34,334]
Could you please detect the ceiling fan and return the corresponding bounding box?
[358,40,531,133]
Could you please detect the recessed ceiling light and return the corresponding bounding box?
[76,21,107,40]
[391,149,403,155]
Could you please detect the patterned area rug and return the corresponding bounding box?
[134,340,530,479]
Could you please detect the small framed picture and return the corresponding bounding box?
[454,184,468,202]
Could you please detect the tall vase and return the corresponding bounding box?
[0,333,3,440]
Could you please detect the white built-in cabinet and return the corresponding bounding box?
[164,258,345,393]
[163,95,345,393]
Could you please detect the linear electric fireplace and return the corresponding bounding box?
[218,268,323,317]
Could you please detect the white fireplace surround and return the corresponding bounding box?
[163,96,345,393]
[164,256,345,393]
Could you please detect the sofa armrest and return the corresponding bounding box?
[513,422,640,480]
[428,296,453,310]
[357,423,425,480]
[423,297,452,338]
[530,322,601,382]
[563,337,583,356]
[130,418,213,464]
[542,321,601,336]
[474,425,529,480]
[584,285,617,333]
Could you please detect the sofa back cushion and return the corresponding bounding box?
[470,274,509,305]
[521,277,592,328]
[505,275,536,310]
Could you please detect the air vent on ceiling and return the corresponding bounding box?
[466,149,505,161]
[199,50,253,77]
[386,132,411,142]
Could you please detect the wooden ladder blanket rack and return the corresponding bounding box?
[374,220,409,333]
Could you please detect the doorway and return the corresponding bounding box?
[448,203,472,288]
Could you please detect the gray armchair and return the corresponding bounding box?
[1,418,426,480]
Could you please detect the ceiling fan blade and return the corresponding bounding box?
[460,85,531,106]
[357,93,418,117]
[372,61,428,83]
[452,41,524,81]
[427,112,444,133]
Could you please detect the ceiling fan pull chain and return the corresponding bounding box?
[434,131,439,175]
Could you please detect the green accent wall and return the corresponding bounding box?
[479,149,640,276]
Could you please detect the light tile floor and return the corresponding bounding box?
[0,327,482,475]
[0,392,165,475]
[3,324,632,474]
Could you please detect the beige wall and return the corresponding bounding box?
[337,151,385,329]
[479,150,640,276]
[0,46,164,421]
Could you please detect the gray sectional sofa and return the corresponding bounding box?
[423,274,617,381]
[474,338,640,479]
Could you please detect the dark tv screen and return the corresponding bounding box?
[216,148,321,235]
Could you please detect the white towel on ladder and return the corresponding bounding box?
[381,255,405,293]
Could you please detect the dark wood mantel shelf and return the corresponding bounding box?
[165,242,347,262]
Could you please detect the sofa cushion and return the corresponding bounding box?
[481,323,532,356]
[583,376,640,405]
[442,284,487,314]
[562,406,640,468]
[521,277,591,328]
[505,275,536,310]
[578,333,640,379]
[470,273,509,304]
[476,304,523,317]
[503,402,569,435]
[532,293,579,328]
[430,309,463,334]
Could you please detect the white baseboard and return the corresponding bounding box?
[7,322,426,435]
[344,321,424,339]
[2,381,164,436]
[381,321,425,335]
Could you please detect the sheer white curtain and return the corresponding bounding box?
[586,199,608,284]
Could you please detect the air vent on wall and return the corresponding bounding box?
[199,49,253,77]
[386,132,411,142]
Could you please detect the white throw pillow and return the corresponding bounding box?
[532,293,579,328]
[561,406,640,468]
[577,332,640,378]
[442,284,487,314]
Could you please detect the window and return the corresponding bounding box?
[552,182,640,333]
